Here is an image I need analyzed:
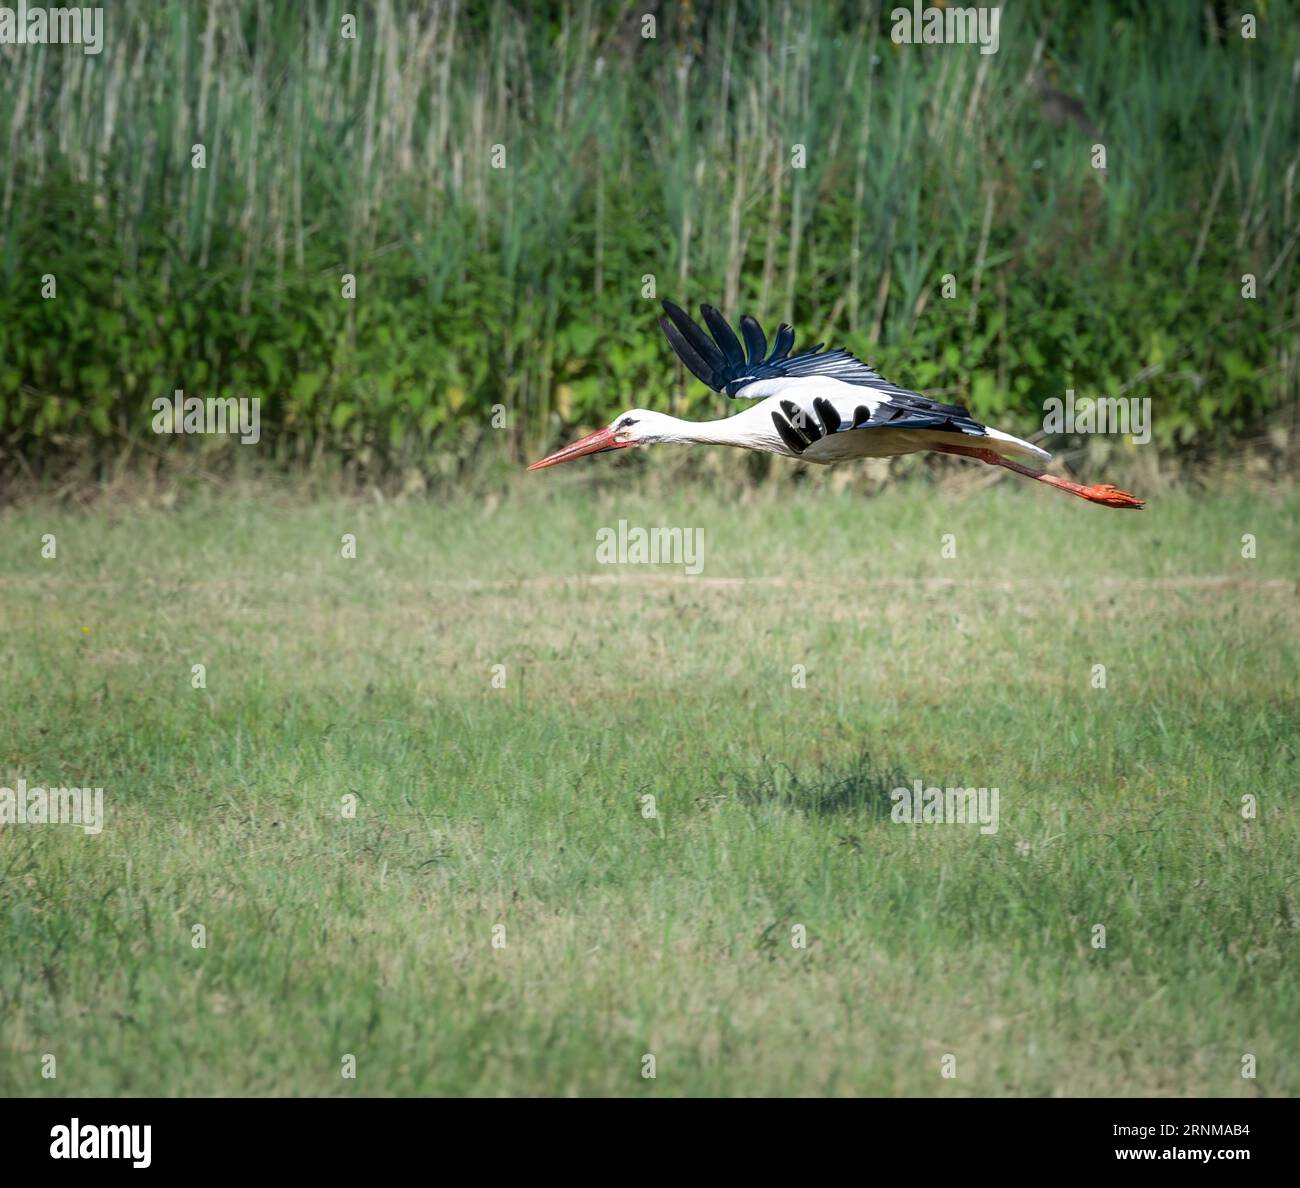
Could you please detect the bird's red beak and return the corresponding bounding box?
[527,426,629,471]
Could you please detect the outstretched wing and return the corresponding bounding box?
[765,388,990,457]
[657,300,973,420]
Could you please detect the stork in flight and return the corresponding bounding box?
[528,301,1144,509]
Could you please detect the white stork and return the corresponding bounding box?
[528,300,1144,509]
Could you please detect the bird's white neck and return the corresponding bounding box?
[651,406,780,452]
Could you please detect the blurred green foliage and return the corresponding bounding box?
[0,0,1295,480]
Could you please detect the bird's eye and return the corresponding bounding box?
[619,417,638,429]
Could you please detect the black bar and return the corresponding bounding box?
[4,1096,1287,1174]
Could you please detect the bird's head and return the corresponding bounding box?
[527,409,676,471]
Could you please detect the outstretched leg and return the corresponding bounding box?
[938,445,1144,509]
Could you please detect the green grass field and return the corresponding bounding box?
[1,477,1296,1096]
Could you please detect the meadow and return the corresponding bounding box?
[1,476,1296,1096]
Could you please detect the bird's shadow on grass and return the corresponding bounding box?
[714,749,906,819]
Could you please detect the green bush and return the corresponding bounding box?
[0,1,1294,481]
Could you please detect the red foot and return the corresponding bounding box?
[1032,471,1144,508]
[1074,482,1145,509]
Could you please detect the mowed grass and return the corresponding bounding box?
[0,477,1296,1096]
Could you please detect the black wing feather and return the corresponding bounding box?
[700,305,746,370]
[661,301,725,375]
[656,316,718,390]
[771,412,808,454]
[770,324,795,360]
[813,397,841,434]
[739,315,767,364]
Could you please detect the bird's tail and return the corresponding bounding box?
[980,426,1052,465]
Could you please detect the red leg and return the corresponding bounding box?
[938,445,1144,509]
